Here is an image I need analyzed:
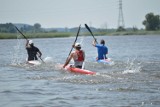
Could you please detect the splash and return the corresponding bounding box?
[43,57,54,64]
[11,34,24,65]
[122,58,141,74]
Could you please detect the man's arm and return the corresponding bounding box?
[63,53,73,68]
[92,40,96,47]
[82,50,85,60]
[26,40,29,48]
[37,50,42,58]
[106,47,108,54]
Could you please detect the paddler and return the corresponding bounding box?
[92,39,108,60]
[26,39,42,61]
[63,43,85,69]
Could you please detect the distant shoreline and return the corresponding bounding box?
[0,30,160,39]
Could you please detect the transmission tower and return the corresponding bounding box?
[117,0,125,29]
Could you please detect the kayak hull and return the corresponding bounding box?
[65,65,96,75]
[97,58,112,64]
[27,60,41,65]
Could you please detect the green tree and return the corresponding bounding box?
[33,23,41,32]
[143,12,160,30]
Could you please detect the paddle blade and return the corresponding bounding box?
[85,24,93,36]
[75,24,81,43]
[68,24,81,57]
[85,24,97,43]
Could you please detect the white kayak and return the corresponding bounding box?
[97,58,114,65]
[27,57,53,66]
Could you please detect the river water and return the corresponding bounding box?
[0,35,160,107]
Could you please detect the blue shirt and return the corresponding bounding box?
[95,44,108,60]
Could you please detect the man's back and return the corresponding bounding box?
[96,44,108,60]
[26,46,39,61]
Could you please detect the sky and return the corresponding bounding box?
[0,0,160,29]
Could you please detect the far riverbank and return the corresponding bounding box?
[0,30,160,39]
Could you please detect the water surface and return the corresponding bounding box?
[0,35,160,107]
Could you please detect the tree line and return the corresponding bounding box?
[0,12,160,33]
[0,23,16,33]
[0,23,55,33]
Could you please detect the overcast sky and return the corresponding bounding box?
[0,0,160,29]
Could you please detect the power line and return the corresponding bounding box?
[118,0,125,29]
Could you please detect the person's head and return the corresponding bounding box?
[75,43,81,50]
[29,40,34,46]
[100,39,105,45]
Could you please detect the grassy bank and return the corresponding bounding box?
[0,30,160,39]
[108,30,160,36]
[0,32,73,39]
[85,30,160,36]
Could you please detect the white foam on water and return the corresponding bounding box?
[43,57,54,64]
[122,58,141,74]
[123,69,138,74]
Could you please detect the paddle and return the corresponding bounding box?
[14,26,45,63]
[63,24,81,68]
[14,26,28,40]
[39,56,45,63]
[85,24,98,44]
[67,24,81,57]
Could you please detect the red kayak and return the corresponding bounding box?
[65,65,96,75]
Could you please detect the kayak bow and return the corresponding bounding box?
[65,65,96,75]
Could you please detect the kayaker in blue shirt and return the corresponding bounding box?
[92,39,108,60]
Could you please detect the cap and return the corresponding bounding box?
[29,40,33,45]
[75,43,81,47]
